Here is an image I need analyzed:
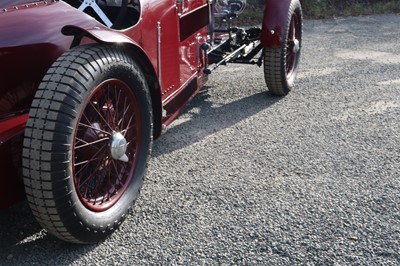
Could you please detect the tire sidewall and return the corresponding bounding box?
[62,46,152,242]
[282,0,303,88]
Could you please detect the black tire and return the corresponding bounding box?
[263,0,303,96]
[22,44,153,243]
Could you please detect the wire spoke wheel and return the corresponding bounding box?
[23,45,152,243]
[263,0,303,96]
[73,79,140,212]
[286,12,300,78]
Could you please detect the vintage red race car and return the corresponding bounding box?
[0,0,302,243]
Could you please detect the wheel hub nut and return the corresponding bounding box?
[292,39,300,53]
[111,132,129,162]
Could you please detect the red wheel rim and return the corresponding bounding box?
[286,12,301,78]
[72,79,140,212]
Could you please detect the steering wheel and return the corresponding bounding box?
[78,0,128,29]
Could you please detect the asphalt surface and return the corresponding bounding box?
[1,14,400,265]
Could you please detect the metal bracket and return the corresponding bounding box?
[78,0,113,28]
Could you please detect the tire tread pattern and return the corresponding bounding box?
[263,0,302,96]
[22,45,152,243]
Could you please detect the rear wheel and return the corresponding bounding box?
[22,45,152,243]
[263,0,302,96]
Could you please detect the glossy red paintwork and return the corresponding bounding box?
[261,0,291,48]
[65,0,209,122]
[128,0,208,107]
[0,114,28,144]
[0,0,210,208]
[0,1,102,119]
[0,1,105,206]
[0,0,289,208]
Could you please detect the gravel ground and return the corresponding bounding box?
[1,14,400,265]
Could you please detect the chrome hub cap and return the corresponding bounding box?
[111,131,129,162]
[292,39,300,54]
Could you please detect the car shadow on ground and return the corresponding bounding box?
[0,200,98,263]
[152,86,282,157]
[0,201,41,249]
[0,85,280,262]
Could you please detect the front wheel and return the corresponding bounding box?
[263,0,303,96]
[22,45,153,243]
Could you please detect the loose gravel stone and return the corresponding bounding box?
[1,14,400,266]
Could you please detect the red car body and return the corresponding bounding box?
[0,0,302,242]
